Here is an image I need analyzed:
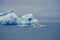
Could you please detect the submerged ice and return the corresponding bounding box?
[0,10,38,27]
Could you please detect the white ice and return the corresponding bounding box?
[0,9,38,27]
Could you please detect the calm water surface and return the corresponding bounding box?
[0,22,60,40]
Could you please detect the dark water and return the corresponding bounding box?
[0,22,60,40]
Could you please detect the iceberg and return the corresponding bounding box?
[0,10,20,25]
[0,9,38,27]
[19,13,38,26]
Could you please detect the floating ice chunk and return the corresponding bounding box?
[19,13,38,26]
[34,24,47,28]
[20,14,33,23]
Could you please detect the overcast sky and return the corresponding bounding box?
[0,0,60,22]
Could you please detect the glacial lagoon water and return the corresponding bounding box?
[0,22,60,40]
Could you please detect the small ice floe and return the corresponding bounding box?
[39,24,47,28]
[18,13,38,27]
[34,24,47,28]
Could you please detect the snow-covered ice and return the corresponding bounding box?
[0,9,38,27]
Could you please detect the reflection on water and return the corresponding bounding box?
[0,22,60,40]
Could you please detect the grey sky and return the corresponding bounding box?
[0,0,60,22]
